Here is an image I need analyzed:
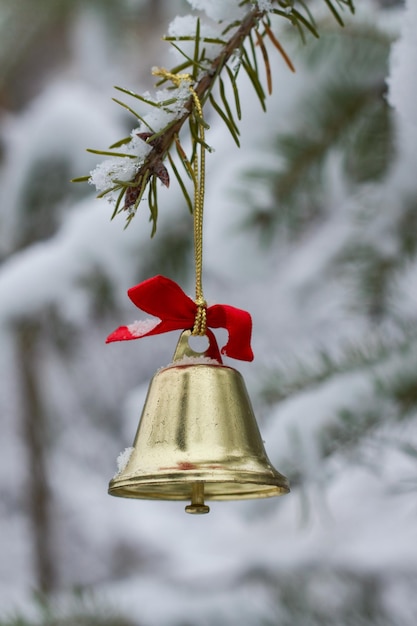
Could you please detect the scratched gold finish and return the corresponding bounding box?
[108,331,290,513]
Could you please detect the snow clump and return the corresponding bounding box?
[114,447,134,477]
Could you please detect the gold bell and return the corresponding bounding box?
[109,330,290,514]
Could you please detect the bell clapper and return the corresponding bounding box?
[185,482,210,515]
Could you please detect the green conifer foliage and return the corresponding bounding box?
[73,1,356,231]
[241,22,393,239]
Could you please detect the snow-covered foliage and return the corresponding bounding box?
[0,1,416,625]
[83,0,355,228]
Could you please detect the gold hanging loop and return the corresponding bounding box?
[152,68,207,336]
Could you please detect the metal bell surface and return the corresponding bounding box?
[109,331,290,513]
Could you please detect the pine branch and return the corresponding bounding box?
[74,1,356,230]
[239,23,392,241]
[119,6,265,223]
[259,323,417,405]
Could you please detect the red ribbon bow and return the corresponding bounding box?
[106,275,254,362]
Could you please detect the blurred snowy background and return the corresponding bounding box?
[1,0,416,624]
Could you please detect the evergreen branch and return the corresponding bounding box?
[259,325,417,405]
[270,84,383,207]
[78,1,355,229]
[114,6,266,222]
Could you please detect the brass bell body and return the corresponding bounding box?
[109,331,289,513]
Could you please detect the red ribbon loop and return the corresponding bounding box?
[106,275,254,362]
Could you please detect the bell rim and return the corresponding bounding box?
[108,470,290,501]
[108,487,290,501]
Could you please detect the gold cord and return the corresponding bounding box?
[152,68,207,336]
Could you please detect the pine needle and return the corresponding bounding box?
[254,29,272,95]
[168,41,207,72]
[219,77,240,137]
[148,176,158,236]
[97,185,118,199]
[168,152,194,214]
[111,187,127,220]
[240,52,266,111]
[114,86,163,109]
[193,18,201,81]
[292,9,320,38]
[209,94,240,147]
[174,135,196,182]
[247,30,259,76]
[86,148,137,159]
[71,175,90,183]
[109,136,134,149]
[225,64,242,120]
[323,0,345,27]
[111,98,154,131]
